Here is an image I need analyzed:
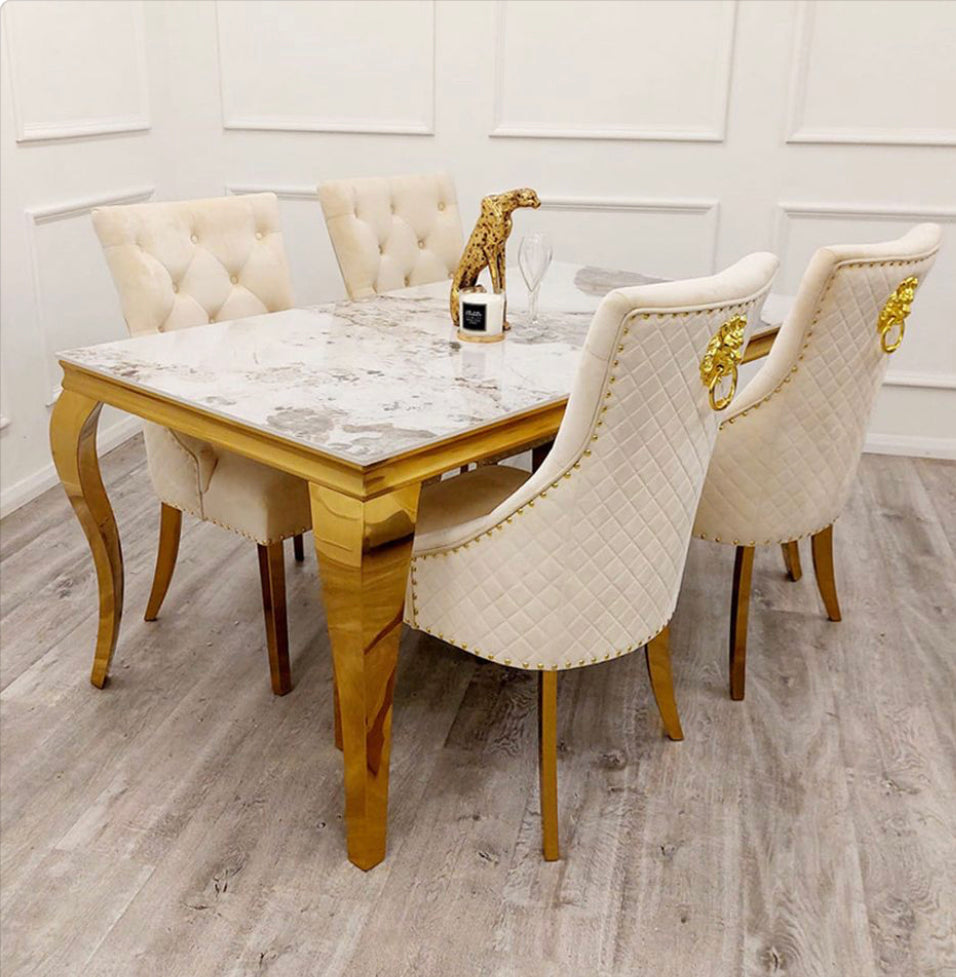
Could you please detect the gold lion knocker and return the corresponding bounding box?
[700,315,747,411]
[877,276,919,354]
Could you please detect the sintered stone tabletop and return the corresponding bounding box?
[59,262,789,466]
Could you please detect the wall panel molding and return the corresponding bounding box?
[491,0,737,142]
[539,195,721,271]
[785,2,956,146]
[225,184,318,201]
[216,0,436,135]
[6,2,151,143]
[773,201,956,393]
[26,186,156,406]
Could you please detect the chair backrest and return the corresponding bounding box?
[318,173,463,299]
[695,224,942,545]
[91,193,294,336]
[411,253,778,666]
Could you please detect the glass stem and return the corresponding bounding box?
[529,285,540,324]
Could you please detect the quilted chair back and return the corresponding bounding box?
[409,253,778,669]
[91,193,295,512]
[318,173,463,299]
[91,193,294,336]
[694,224,942,546]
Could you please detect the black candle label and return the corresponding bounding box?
[462,302,487,332]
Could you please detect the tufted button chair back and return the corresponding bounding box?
[318,173,463,299]
[91,193,298,521]
[694,224,942,546]
[408,253,779,668]
[92,193,294,337]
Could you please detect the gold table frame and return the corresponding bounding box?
[49,327,777,871]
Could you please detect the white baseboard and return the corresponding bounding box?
[864,433,956,460]
[0,417,142,519]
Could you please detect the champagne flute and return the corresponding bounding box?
[518,233,553,325]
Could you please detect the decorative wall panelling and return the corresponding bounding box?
[4,0,150,142]
[216,0,436,135]
[786,0,956,146]
[491,0,737,141]
[536,196,720,277]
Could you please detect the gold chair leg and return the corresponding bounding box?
[811,524,842,622]
[538,671,560,861]
[333,678,343,751]
[49,390,124,689]
[144,504,182,621]
[730,545,755,701]
[257,542,292,696]
[645,626,684,741]
[293,533,305,563]
[781,540,802,582]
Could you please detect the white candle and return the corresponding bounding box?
[458,289,505,343]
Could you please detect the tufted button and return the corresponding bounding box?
[255,231,263,240]
[172,284,179,293]
[230,275,238,284]
[378,244,384,254]
[390,203,396,214]
[209,315,215,323]
[404,275,410,286]
[417,240,424,249]
[438,202,445,211]
[190,233,198,244]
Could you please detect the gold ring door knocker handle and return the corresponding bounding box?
[877,276,919,354]
[700,315,747,411]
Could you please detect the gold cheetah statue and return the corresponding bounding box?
[450,188,541,328]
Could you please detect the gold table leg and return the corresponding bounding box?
[811,524,842,622]
[49,390,124,689]
[310,482,420,870]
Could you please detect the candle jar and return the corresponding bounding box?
[458,288,505,343]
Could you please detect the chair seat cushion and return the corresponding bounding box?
[145,423,311,544]
[414,464,530,552]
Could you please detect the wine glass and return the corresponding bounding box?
[518,233,553,325]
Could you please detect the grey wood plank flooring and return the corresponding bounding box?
[0,436,953,976]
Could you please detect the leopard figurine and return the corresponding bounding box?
[450,188,541,328]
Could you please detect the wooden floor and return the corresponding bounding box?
[1,436,953,977]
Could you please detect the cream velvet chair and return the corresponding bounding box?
[694,225,942,700]
[92,193,311,695]
[318,173,463,299]
[405,252,779,858]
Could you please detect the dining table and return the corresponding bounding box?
[50,260,789,870]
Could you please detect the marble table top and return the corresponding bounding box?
[60,262,790,467]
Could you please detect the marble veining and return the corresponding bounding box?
[59,262,789,467]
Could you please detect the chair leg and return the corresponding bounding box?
[532,441,553,473]
[144,504,182,622]
[645,627,684,741]
[257,542,292,696]
[293,533,305,563]
[730,545,755,701]
[781,540,802,582]
[333,678,343,751]
[811,524,842,622]
[538,671,560,861]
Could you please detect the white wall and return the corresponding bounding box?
[2,0,954,515]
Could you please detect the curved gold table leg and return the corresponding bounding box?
[781,540,802,582]
[645,626,684,741]
[49,389,124,689]
[811,524,842,622]
[310,481,420,871]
